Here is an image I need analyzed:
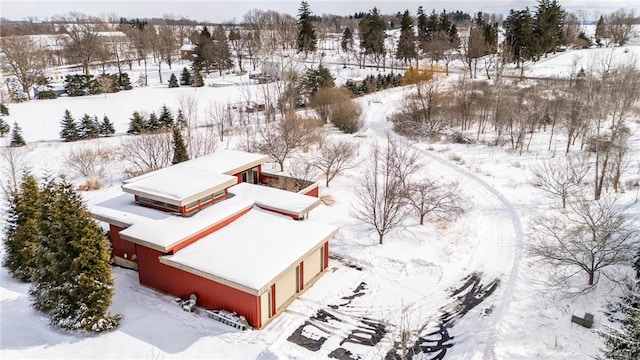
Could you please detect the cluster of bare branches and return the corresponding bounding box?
[352,135,464,244]
[529,195,638,287]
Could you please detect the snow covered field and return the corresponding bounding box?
[1,38,640,360]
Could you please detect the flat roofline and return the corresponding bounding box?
[121,177,238,206]
[255,198,321,218]
[161,227,338,295]
[221,156,269,176]
[118,204,254,253]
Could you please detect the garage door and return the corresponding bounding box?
[275,266,298,310]
[303,247,323,286]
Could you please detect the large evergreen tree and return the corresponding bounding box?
[180,67,192,85]
[211,25,234,75]
[60,110,79,142]
[78,114,100,139]
[341,26,354,53]
[396,10,417,65]
[100,115,115,137]
[534,0,567,56]
[146,111,160,132]
[359,7,386,67]
[171,127,189,164]
[168,73,179,88]
[296,1,317,57]
[595,15,606,44]
[158,105,174,129]
[503,8,538,68]
[0,118,10,137]
[2,172,41,282]
[10,122,25,147]
[127,111,146,135]
[30,179,121,332]
[193,26,213,73]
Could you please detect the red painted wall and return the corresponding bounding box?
[303,186,319,198]
[109,224,137,261]
[135,244,263,328]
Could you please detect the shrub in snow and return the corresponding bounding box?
[168,73,179,88]
[9,122,25,146]
[0,118,10,137]
[0,103,9,115]
[180,67,191,86]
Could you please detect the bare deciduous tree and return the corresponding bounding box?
[352,140,408,245]
[391,74,446,137]
[529,195,638,286]
[55,12,106,75]
[65,147,104,178]
[256,112,319,171]
[312,139,359,187]
[531,154,591,208]
[0,36,47,100]
[185,126,219,159]
[0,147,27,198]
[121,132,172,177]
[605,8,636,46]
[206,101,233,141]
[406,178,463,225]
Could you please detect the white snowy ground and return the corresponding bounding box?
[1,39,640,359]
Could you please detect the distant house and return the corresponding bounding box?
[180,44,197,60]
[261,56,305,81]
[91,150,334,329]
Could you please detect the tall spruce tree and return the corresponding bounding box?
[504,8,538,67]
[100,115,115,137]
[60,110,79,142]
[158,105,174,129]
[296,1,317,57]
[127,111,146,135]
[171,127,189,164]
[78,114,100,139]
[0,118,10,137]
[2,172,41,282]
[168,73,179,88]
[30,179,121,332]
[180,67,192,85]
[341,26,353,53]
[359,8,386,66]
[146,111,160,132]
[10,122,25,147]
[211,25,234,76]
[396,10,417,65]
[176,109,187,128]
[595,15,606,44]
[534,0,567,56]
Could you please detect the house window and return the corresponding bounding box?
[241,167,259,184]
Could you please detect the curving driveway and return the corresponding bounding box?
[363,93,524,359]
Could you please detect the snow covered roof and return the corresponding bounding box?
[123,150,269,185]
[95,31,127,38]
[160,208,338,293]
[92,177,321,252]
[180,44,197,51]
[183,149,269,176]
[229,182,320,218]
[122,166,237,206]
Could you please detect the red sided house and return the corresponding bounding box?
[90,150,337,329]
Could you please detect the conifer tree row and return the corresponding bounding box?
[3,174,121,332]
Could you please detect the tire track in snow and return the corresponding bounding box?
[362,94,524,359]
